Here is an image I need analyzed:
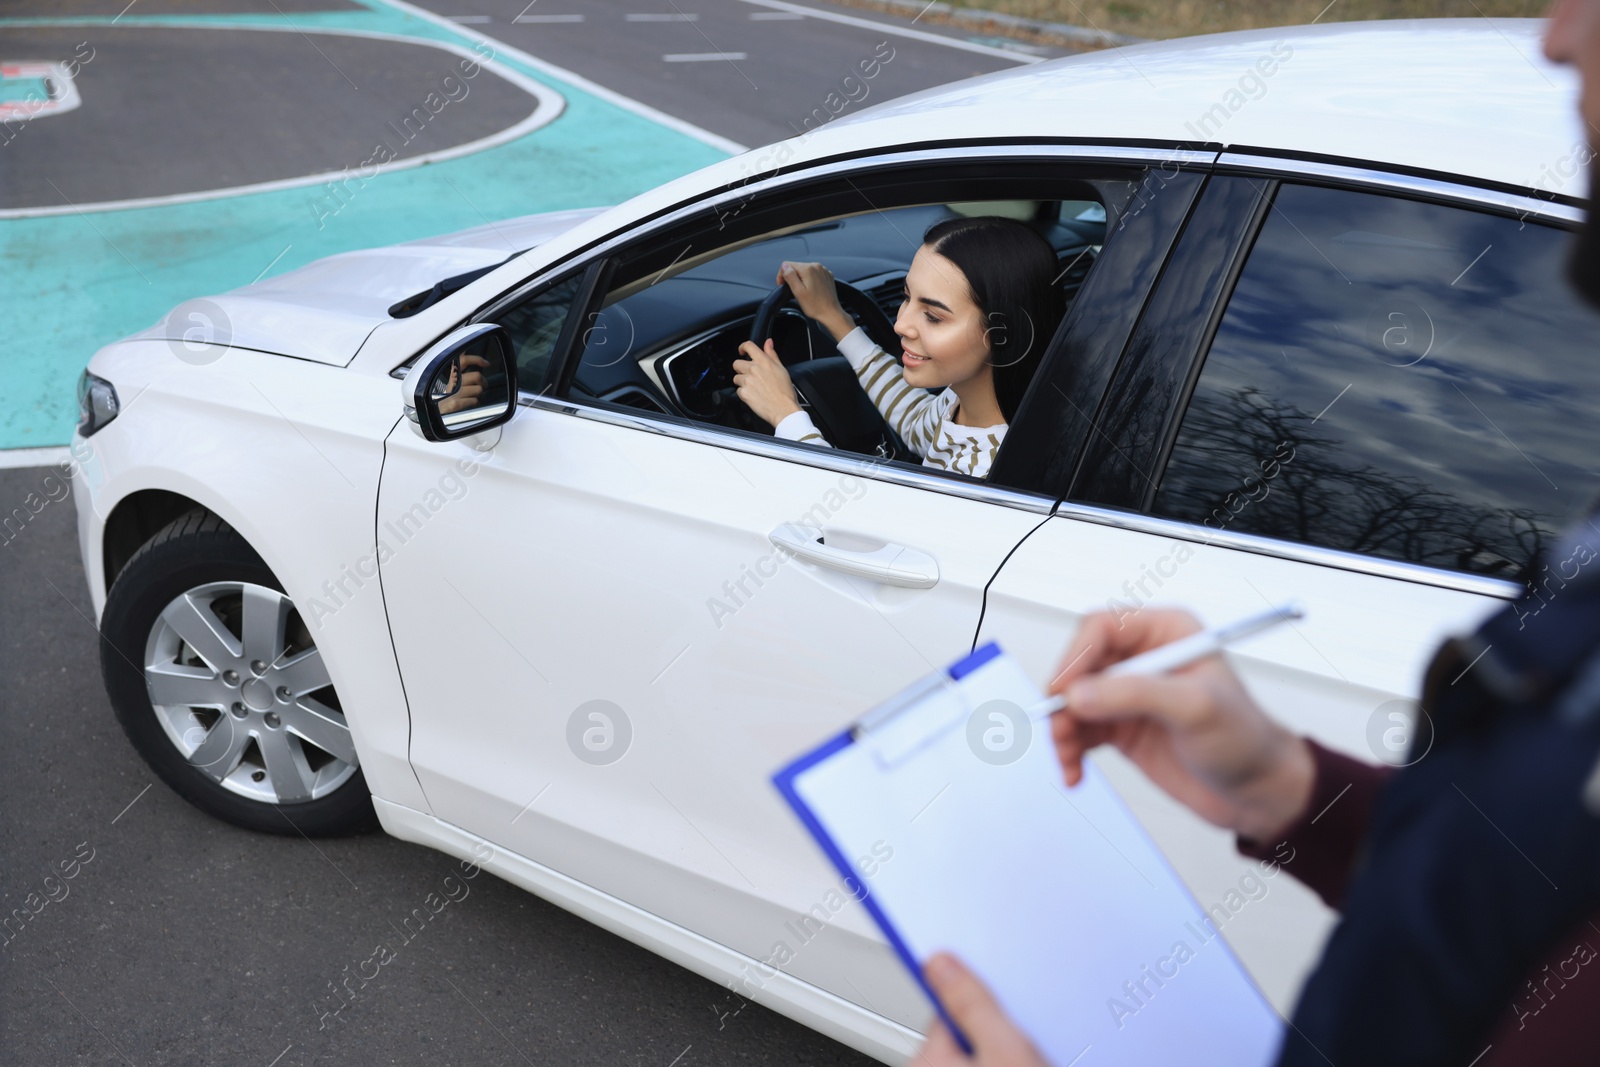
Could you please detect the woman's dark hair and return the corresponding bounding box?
[921,215,1065,424]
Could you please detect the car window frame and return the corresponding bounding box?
[1067,152,1586,599]
[990,163,1208,497]
[1063,172,1274,510]
[479,144,1216,514]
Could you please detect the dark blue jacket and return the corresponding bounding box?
[1275,515,1600,1065]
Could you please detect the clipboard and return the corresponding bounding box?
[772,641,1284,1066]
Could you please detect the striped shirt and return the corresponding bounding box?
[772,327,1007,479]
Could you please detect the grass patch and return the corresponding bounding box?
[854,0,1549,41]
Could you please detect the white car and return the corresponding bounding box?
[72,19,1594,1063]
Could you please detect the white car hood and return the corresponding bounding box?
[135,207,607,366]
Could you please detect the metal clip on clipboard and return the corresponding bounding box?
[852,670,977,771]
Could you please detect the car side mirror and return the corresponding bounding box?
[402,324,518,442]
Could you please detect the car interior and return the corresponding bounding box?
[560,197,1108,468]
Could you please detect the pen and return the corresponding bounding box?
[1025,601,1306,721]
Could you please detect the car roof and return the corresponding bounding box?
[428,18,1587,346]
[804,19,1585,199]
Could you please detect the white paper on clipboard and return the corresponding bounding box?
[773,642,1285,1067]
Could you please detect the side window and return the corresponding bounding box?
[555,190,1109,486]
[499,271,587,395]
[1152,183,1600,581]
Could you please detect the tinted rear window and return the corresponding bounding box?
[1152,183,1600,582]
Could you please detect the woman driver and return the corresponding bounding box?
[731,215,1064,480]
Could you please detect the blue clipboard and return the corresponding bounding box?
[772,641,1284,1066]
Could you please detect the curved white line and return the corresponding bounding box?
[0,23,566,218]
[374,0,748,155]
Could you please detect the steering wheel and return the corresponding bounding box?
[748,278,900,355]
[747,279,911,459]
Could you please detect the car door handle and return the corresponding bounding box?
[767,523,939,589]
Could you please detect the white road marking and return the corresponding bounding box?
[663,51,748,61]
[0,24,568,219]
[381,0,748,154]
[447,14,493,22]
[748,10,804,17]
[514,12,583,21]
[966,34,1052,56]
[627,12,699,20]
[0,446,71,469]
[0,60,84,122]
[735,0,1039,63]
[4,0,750,222]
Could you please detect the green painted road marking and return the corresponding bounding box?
[0,0,734,449]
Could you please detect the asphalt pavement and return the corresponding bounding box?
[0,467,872,1065]
[0,2,1075,1062]
[403,0,1060,148]
[1,25,543,207]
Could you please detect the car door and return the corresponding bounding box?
[977,163,1600,1016]
[374,147,1199,1030]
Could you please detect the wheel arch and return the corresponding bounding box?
[99,486,290,600]
[102,488,206,591]
[89,473,293,614]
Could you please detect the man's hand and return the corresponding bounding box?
[732,338,803,428]
[777,261,856,342]
[1048,609,1315,843]
[915,954,1049,1067]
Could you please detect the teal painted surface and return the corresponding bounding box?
[0,1,731,448]
[0,76,49,102]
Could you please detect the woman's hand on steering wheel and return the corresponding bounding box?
[778,261,856,342]
[733,338,804,429]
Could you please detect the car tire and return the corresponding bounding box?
[100,508,377,836]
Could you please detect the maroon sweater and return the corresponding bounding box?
[1237,739,1600,1064]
